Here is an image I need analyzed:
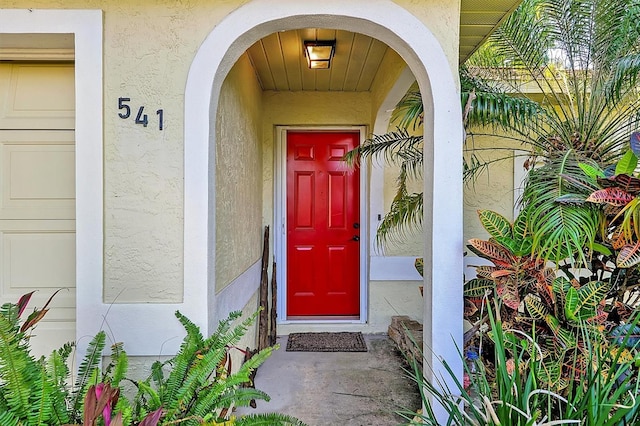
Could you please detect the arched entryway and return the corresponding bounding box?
[183,0,464,396]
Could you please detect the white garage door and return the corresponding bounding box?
[0,62,75,356]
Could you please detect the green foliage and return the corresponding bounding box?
[0,294,305,426]
[347,0,640,255]
[403,305,640,425]
[132,310,301,426]
[0,293,104,425]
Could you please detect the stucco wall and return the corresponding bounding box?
[463,133,517,242]
[215,54,264,292]
[1,0,462,310]
[369,49,408,128]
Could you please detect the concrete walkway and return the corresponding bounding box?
[237,334,421,425]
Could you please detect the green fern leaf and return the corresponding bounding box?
[235,412,307,425]
[27,363,53,425]
[0,311,36,418]
[70,330,106,421]
[45,349,71,425]
[0,410,20,426]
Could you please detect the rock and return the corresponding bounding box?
[388,316,424,371]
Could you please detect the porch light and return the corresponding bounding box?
[303,40,335,69]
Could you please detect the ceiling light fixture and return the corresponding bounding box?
[303,40,335,69]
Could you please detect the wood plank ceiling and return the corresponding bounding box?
[245,0,521,92]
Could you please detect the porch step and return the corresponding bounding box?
[388,315,423,371]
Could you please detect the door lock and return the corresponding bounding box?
[353,222,360,229]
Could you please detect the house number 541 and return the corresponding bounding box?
[118,97,164,130]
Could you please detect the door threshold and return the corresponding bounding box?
[286,315,360,322]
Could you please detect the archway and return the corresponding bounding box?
[183,0,464,391]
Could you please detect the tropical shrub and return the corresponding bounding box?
[464,209,616,392]
[0,292,305,426]
[403,304,640,426]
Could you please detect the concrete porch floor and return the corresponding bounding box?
[236,334,422,425]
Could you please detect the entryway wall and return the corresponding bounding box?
[184,1,464,407]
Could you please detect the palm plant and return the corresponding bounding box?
[346,0,640,258]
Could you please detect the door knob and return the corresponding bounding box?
[352,235,360,242]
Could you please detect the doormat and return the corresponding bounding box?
[286,332,368,352]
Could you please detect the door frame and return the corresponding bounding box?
[275,125,369,323]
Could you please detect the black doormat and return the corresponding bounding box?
[286,332,368,352]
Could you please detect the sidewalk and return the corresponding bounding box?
[236,334,421,426]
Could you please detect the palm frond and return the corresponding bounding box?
[375,192,423,248]
[522,151,600,264]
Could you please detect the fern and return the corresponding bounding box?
[235,413,308,425]
[134,310,291,425]
[45,348,72,425]
[70,330,106,422]
[0,307,37,419]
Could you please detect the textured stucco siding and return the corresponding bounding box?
[215,54,264,292]
[369,49,408,127]
[463,133,518,243]
[1,0,462,309]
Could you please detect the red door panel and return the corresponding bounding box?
[286,131,360,316]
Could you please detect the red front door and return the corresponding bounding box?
[286,131,360,317]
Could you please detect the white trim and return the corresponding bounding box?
[213,261,261,325]
[370,67,416,257]
[274,126,369,323]
[370,256,422,281]
[0,9,105,355]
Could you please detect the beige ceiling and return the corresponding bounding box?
[246,1,521,92]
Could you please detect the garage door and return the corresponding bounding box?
[0,62,75,356]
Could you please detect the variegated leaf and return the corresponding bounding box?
[586,187,635,206]
[513,211,530,240]
[478,210,512,239]
[545,314,577,348]
[474,265,496,279]
[574,281,610,320]
[468,238,514,266]
[491,269,513,278]
[565,287,579,321]
[538,357,562,388]
[552,276,572,296]
[463,278,493,298]
[525,294,548,320]
[611,227,628,250]
[535,269,555,308]
[464,299,478,317]
[598,174,640,195]
[617,241,640,268]
[496,276,520,310]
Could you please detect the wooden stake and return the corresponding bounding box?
[269,259,277,346]
[258,226,269,351]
